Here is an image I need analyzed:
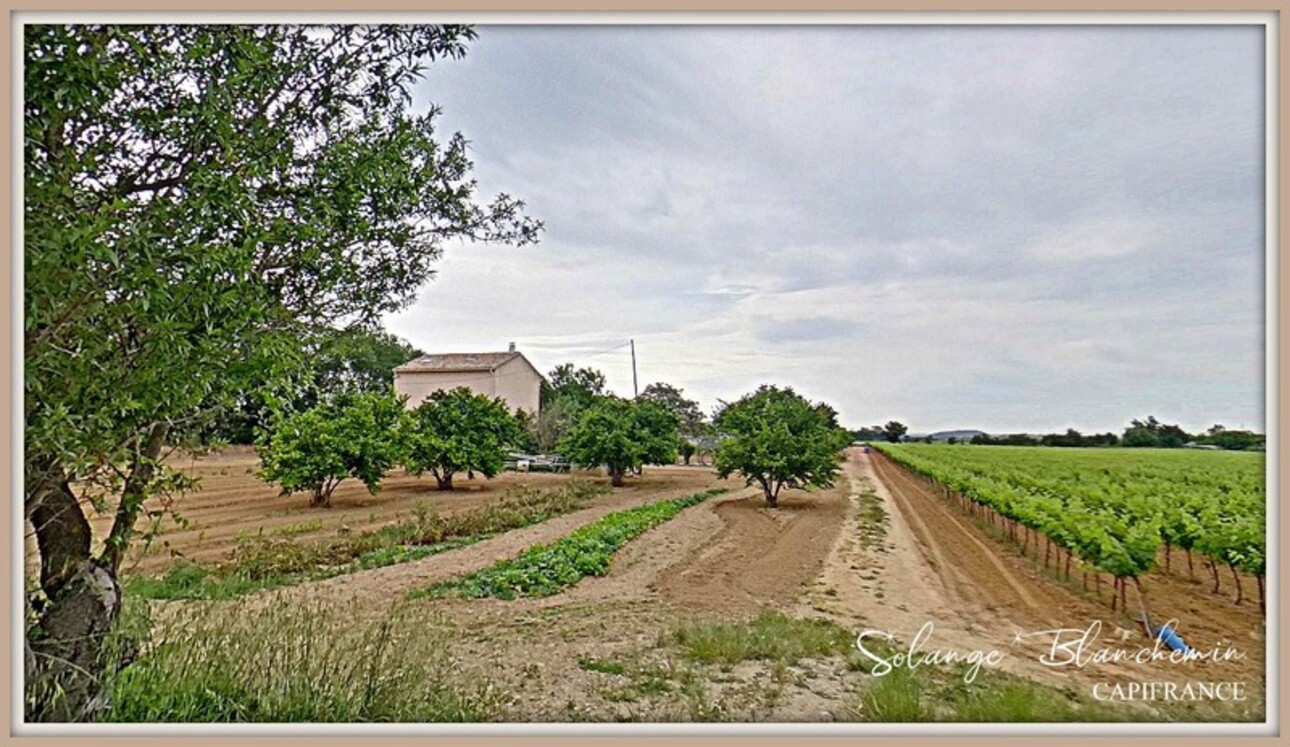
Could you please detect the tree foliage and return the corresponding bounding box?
[713,385,853,507]
[257,392,405,507]
[398,387,524,490]
[560,398,679,486]
[206,326,423,444]
[1122,416,1190,448]
[530,363,608,452]
[882,421,908,443]
[23,24,539,720]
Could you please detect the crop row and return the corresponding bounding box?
[414,487,728,600]
[870,444,1265,610]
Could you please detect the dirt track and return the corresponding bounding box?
[803,448,1265,719]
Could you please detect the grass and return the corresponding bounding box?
[577,656,626,675]
[416,488,727,600]
[126,480,608,600]
[856,487,888,549]
[273,519,325,537]
[659,611,1140,723]
[105,600,499,722]
[859,666,932,721]
[669,610,856,667]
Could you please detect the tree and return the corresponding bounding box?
[640,382,704,433]
[257,392,405,507]
[1122,416,1191,449]
[882,421,908,443]
[545,363,608,411]
[560,398,679,487]
[313,327,423,400]
[712,385,853,508]
[204,326,423,444]
[531,364,609,452]
[24,24,539,720]
[399,387,524,490]
[678,439,697,466]
[851,425,885,441]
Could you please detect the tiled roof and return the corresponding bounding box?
[393,352,521,373]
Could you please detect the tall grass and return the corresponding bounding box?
[105,601,498,722]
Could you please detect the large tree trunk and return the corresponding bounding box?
[26,474,122,722]
[436,472,454,491]
[26,425,168,721]
[609,466,625,487]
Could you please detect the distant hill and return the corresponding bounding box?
[904,430,987,443]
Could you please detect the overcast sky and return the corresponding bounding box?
[384,24,1266,434]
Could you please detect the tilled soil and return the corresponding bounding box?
[65,447,722,575]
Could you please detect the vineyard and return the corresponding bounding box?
[869,444,1266,618]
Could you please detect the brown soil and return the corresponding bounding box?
[32,446,728,577]
[655,486,849,615]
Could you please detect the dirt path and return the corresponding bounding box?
[804,448,1264,720]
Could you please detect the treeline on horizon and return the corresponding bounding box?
[852,416,1265,452]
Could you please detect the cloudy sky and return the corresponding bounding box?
[384,24,1266,434]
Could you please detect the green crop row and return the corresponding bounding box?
[415,488,728,600]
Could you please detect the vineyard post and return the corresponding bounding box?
[1131,577,1153,635]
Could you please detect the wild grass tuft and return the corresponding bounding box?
[105,601,499,722]
[670,610,855,666]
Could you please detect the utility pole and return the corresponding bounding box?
[630,339,638,399]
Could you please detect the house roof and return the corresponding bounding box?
[393,351,523,374]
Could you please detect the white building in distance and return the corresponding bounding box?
[392,344,543,415]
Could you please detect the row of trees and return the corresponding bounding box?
[254,378,854,507]
[856,417,1264,451]
[257,388,523,506]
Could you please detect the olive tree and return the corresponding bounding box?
[713,385,853,508]
[398,387,524,490]
[560,398,679,487]
[23,24,539,720]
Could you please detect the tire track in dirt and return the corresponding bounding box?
[870,450,1050,621]
[655,484,850,615]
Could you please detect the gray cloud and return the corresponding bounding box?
[387,24,1265,433]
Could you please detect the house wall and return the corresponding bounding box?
[393,358,541,415]
[491,356,542,415]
